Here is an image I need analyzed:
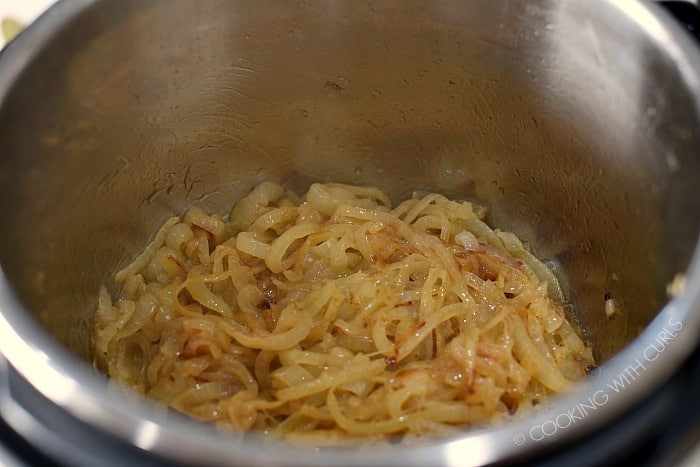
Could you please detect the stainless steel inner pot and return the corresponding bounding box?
[1,0,700,465]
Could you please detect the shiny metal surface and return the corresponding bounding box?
[0,0,699,465]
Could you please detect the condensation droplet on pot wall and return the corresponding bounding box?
[604,293,617,318]
[665,150,680,171]
[666,273,686,298]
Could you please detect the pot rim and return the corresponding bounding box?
[1,0,700,465]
